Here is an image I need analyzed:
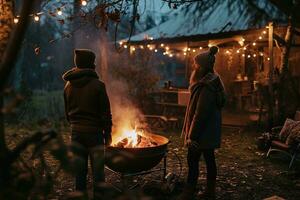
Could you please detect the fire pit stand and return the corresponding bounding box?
[105,154,167,192]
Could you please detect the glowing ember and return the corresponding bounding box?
[111,128,158,148]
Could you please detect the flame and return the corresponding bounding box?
[112,126,144,148]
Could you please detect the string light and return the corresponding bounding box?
[243,47,247,50]
[226,50,230,54]
[253,54,256,57]
[252,42,256,46]
[132,47,136,51]
[183,47,187,52]
[124,45,128,49]
[247,55,251,58]
[13,17,19,24]
[147,44,150,48]
[259,36,262,40]
[187,48,191,51]
[183,52,187,55]
[34,15,40,22]
[169,54,173,57]
[267,57,270,60]
[199,47,203,50]
[259,52,264,56]
[263,30,267,34]
[236,50,240,53]
[192,49,196,52]
[163,52,166,55]
[242,54,245,57]
[140,45,144,49]
[149,37,154,40]
[165,46,170,50]
[154,49,158,52]
[81,0,87,6]
[160,43,164,47]
[119,41,123,45]
[149,47,153,50]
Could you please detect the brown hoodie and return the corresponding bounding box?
[62,68,112,134]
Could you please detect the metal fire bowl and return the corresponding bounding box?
[105,133,169,174]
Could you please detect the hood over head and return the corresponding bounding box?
[62,67,99,88]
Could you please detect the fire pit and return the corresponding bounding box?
[105,130,169,174]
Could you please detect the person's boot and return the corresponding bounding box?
[197,179,216,199]
[177,184,196,200]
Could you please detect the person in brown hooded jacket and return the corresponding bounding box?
[179,46,226,200]
[62,49,112,193]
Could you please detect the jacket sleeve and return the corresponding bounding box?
[63,83,70,123]
[188,86,215,141]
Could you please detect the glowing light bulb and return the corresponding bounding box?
[183,52,187,55]
[260,52,264,56]
[236,50,240,53]
[253,54,256,57]
[119,41,123,45]
[267,57,270,60]
[263,30,267,34]
[160,43,164,47]
[192,49,196,52]
[199,47,203,50]
[57,9,62,16]
[81,0,87,6]
[187,48,191,51]
[169,54,173,57]
[34,15,40,22]
[124,45,128,49]
[140,45,144,49]
[259,36,262,40]
[252,42,256,46]
[247,55,251,58]
[149,37,154,40]
[154,49,158,52]
[149,47,153,50]
[183,48,187,52]
[226,50,230,54]
[242,54,245,57]
[243,47,247,50]
[13,17,19,24]
[165,46,169,50]
[132,47,136,51]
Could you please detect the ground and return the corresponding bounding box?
[5,125,300,200]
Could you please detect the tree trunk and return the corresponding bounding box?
[0,0,13,155]
[278,21,295,122]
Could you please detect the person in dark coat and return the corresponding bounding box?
[62,49,112,194]
[180,46,226,200]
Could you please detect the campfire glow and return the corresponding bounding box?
[111,127,158,148]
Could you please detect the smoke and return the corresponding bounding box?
[94,31,145,141]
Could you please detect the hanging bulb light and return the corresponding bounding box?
[263,30,267,34]
[81,0,87,6]
[183,52,187,56]
[192,49,196,52]
[252,42,256,46]
[236,50,240,53]
[165,46,170,51]
[57,8,63,16]
[267,57,270,60]
[247,54,251,58]
[259,36,262,40]
[160,43,164,47]
[226,50,230,54]
[243,46,247,50]
[34,15,40,22]
[187,48,191,51]
[154,49,158,52]
[140,45,144,49]
[124,45,128,49]
[253,54,256,57]
[199,46,203,50]
[259,52,264,56]
[242,54,245,57]
[13,17,19,24]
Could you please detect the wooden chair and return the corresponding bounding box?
[266,127,300,168]
[266,113,300,168]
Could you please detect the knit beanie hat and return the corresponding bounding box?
[74,49,96,69]
[194,46,219,70]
